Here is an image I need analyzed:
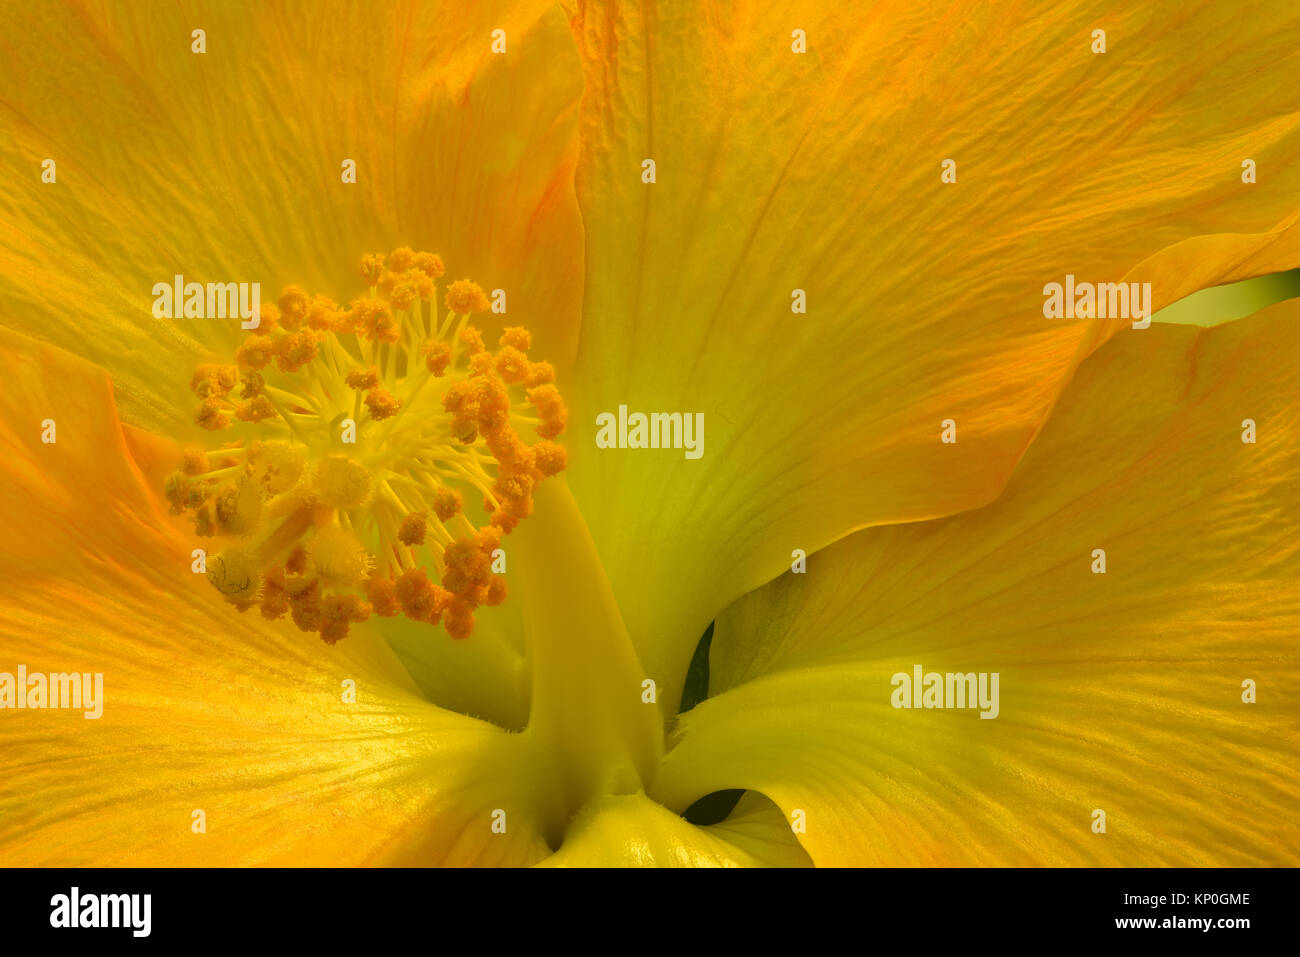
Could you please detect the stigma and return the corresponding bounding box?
[164,248,568,644]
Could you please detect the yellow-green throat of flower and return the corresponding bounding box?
[163,248,569,644]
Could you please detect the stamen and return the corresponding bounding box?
[171,248,568,643]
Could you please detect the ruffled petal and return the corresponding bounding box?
[658,302,1300,865]
[566,0,1300,708]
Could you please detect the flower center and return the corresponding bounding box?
[164,248,568,645]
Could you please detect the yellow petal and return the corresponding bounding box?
[657,301,1300,865]
[0,0,584,434]
[537,791,811,867]
[0,328,551,865]
[566,0,1300,709]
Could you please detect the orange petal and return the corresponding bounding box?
[0,328,551,865]
[0,0,585,435]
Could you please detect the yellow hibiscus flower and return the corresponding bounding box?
[0,0,1298,866]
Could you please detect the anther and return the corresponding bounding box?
[173,247,567,644]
